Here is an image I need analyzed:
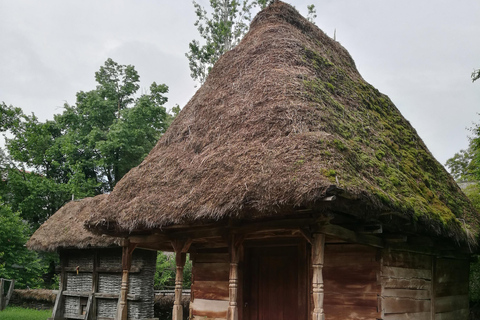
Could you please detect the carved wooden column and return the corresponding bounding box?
[171,240,191,320]
[312,233,325,320]
[227,234,243,320]
[116,241,136,320]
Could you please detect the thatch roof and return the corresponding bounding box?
[28,194,121,252]
[86,1,479,245]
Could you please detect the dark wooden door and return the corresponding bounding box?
[244,243,307,320]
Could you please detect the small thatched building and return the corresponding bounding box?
[28,195,157,320]
[87,2,479,320]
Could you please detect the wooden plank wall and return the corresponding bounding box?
[381,249,432,320]
[323,243,382,320]
[434,257,469,320]
[190,252,230,320]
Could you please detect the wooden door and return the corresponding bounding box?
[244,242,307,320]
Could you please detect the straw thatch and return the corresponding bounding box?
[28,194,121,252]
[86,2,479,245]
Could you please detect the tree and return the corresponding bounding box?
[445,148,475,182]
[0,202,45,288]
[307,4,317,24]
[186,1,316,84]
[2,58,171,228]
[186,0,258,84]
[473,68,480,82]
[0,102,22,131]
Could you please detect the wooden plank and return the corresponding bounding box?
[382,288,430,300]
[383,312,431,320]
[0,279,4,311]
[383,297,431,314]
[323,305,380,320]
[434,281,469,297]
[324,293,378,307]
[191,298,228,318]
[193,262,230,281]
[383,250,432,269]
[434,295,469,313]
[435,259,469,284]
[193,253,229,263]
[383,266,432,280]
[192,281,229,301]
[435,308,469,320]
[324,264,379,282]
[320,224,384,248]
[383,278,431,290]
[62,291,91,297]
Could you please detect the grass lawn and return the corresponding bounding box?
[0,306,52,320]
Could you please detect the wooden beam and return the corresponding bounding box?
[116,242,137,320]
[312,234,325,320]
[52,254,67,319]
[227,234,244,320]
[319,224,383,248]
[171,239,191,320]
[0,278,4,311]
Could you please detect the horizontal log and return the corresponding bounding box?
[383,250,432,269]
[435,308,469,320]
[192,253,229,263]
[193,263,229,282]
[435,259,469,284]
[383,278,431,290]
[58,266,141,273]
[192,281,229,301]
[324,265,380,283]
[62,291,91,297]
[382,288,430,300]
[94,292,140,301]
[191,298,228,318]
[64,315,85,320]
[382,266,432,280]
[434,282,469,297]
[434,295,469,313]
[324,293,378,308]
[382,297,431,314]
[320,224,383,248]
[383,312,431,320]
[323,305,380,320]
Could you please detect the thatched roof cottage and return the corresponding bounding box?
[87,2,479,320]
[28,195,157,320]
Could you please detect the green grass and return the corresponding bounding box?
[0,306,52,320]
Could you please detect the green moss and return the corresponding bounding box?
[333,139,346,151]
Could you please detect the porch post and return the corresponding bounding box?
[171,240,191,320]
[312,233,325,320]
[116,241,136,320]
[227,234,243,320]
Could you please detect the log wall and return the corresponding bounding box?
[323,243,382,320]
[381,248,433,320]
[190,252,230,320]
[434,257,469,320]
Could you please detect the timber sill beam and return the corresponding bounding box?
[319,224,384,248]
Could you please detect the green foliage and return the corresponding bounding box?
[186,0,258,84]
[0,203,45,288]
[0,306,52,320]
[1,59,171,230]
[307,4,317,24]
[445,148,475,182]
[0,102,22,131]
[473,68,480,82]
[154,252,192,290]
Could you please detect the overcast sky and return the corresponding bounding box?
[1,0,479,166]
